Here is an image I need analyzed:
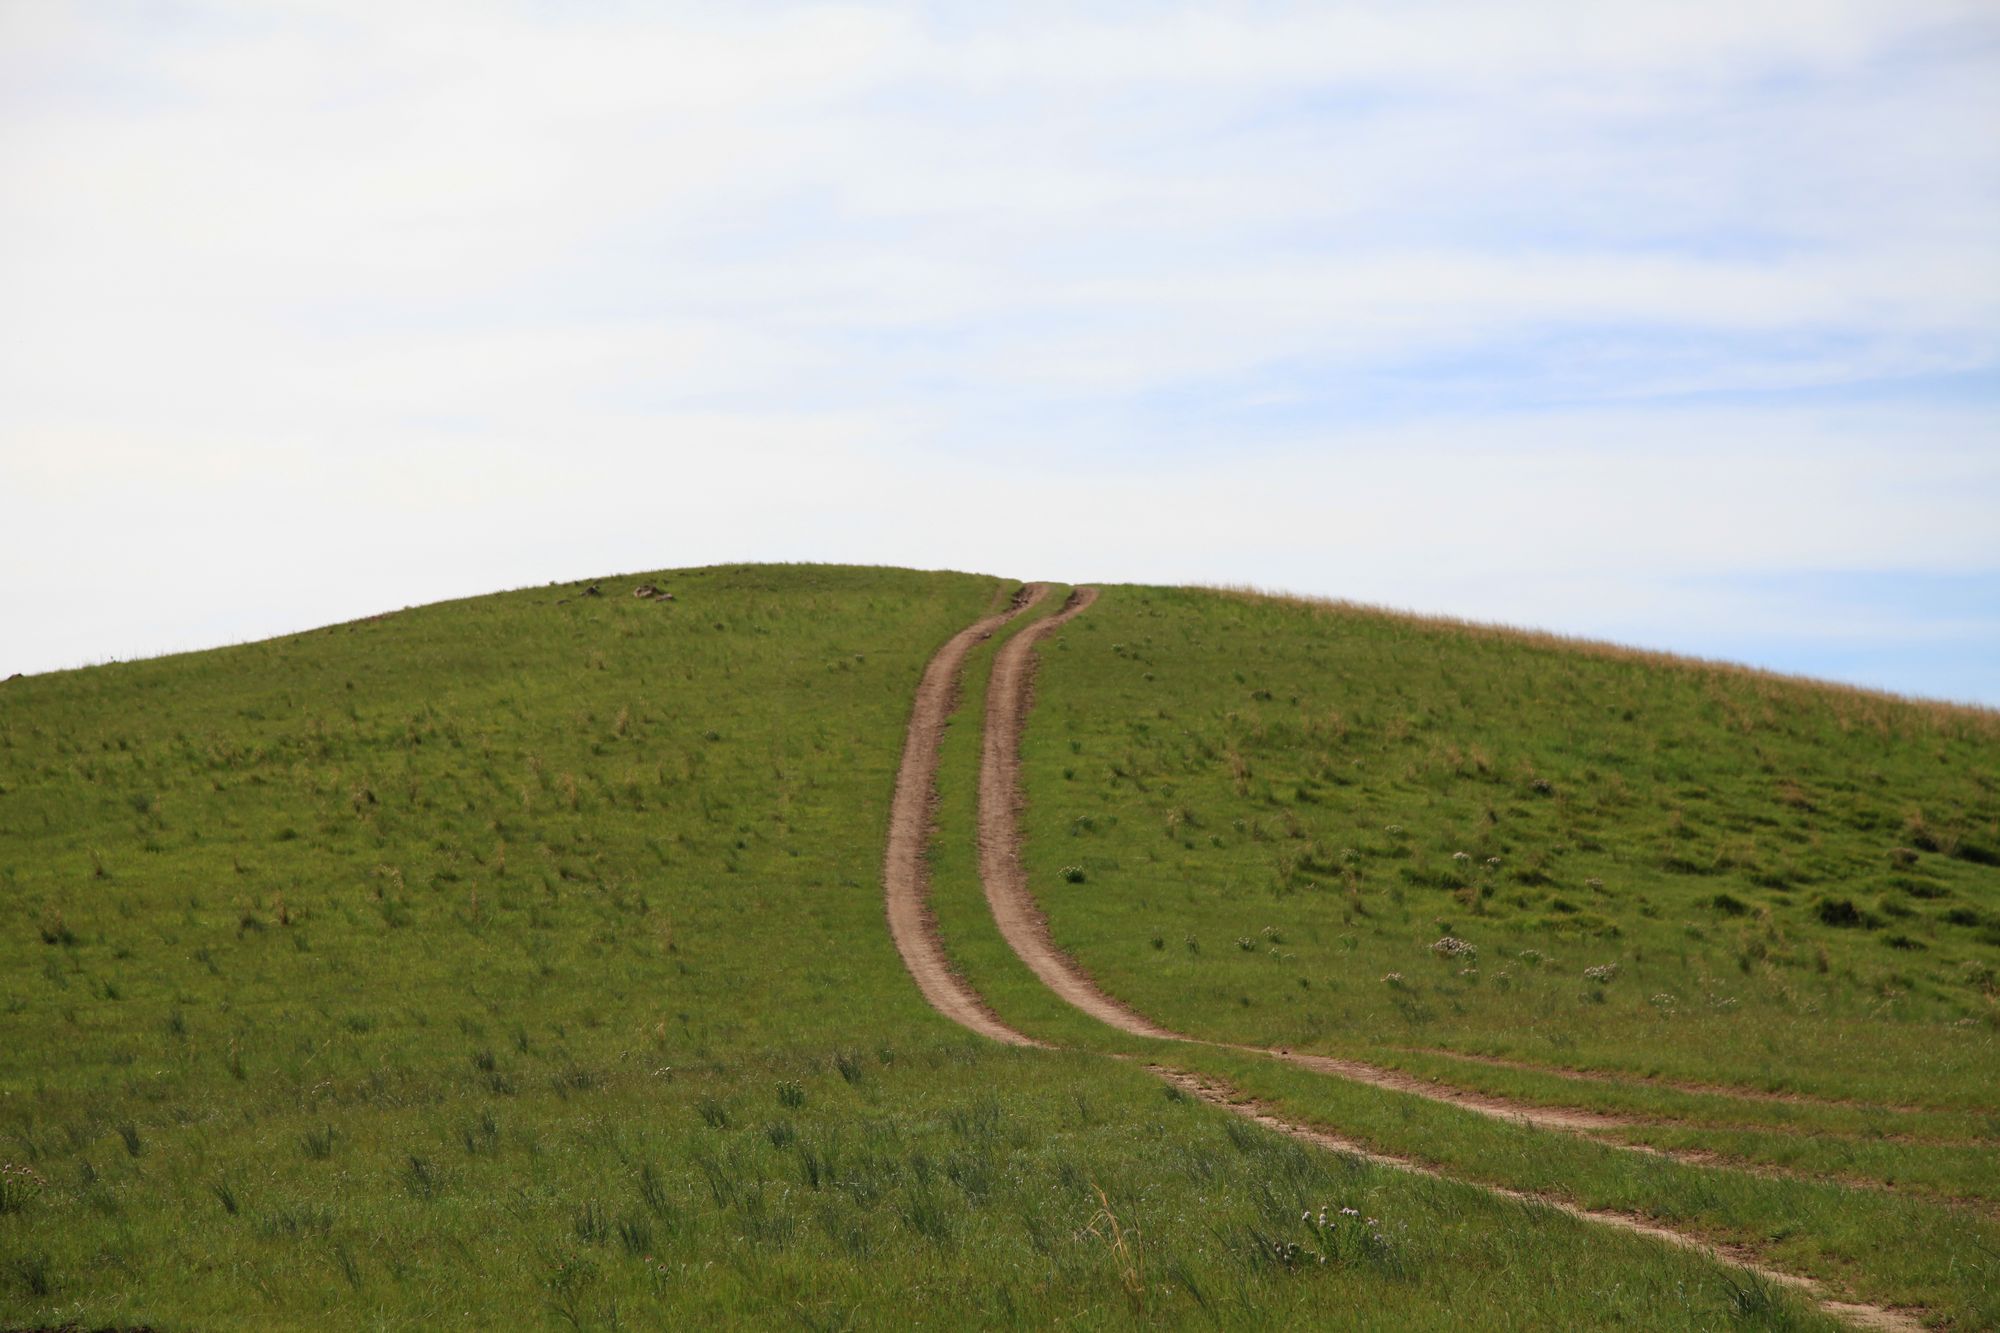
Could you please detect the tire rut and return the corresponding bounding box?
[1153,1066,1924,1333]
[1390,1046,1935,1116]
[881,582,1049,1049]
[977,587,1183,1041]
[958,583,1929,1332]
[968,588,1726,1150]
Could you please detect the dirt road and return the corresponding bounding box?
[885,585,1924,1332]
[979,587,1924,1330]
[881,583,1048,1048]
[975,587,1183,1041]
[968,592,1696,1131]
[1154,1067,1921,1333]
[962,591,1935,1162]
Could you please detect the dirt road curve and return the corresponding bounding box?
[882,583,1049,1048]
[977,587,1185,1041]
[1154,1067,1923,1333]
[971,592,1673,1124]
[965,592,1877,1159]
[957,584,1924,1333]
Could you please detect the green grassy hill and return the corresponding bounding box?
[2,567,1993,1328]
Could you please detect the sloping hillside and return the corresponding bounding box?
[2,567,1991,1328]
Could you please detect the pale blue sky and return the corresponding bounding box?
[2,2,1996,703]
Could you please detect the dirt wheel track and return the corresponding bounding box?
[881,582,1049,1048]
[969,590,1708,1139]
[977,587,1183,1040]
[1393,1046,1933,1115]
[965,590,1956,1172]
[957,584,1927,1332]
[1155,1067,1923,1333]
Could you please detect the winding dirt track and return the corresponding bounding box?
[1154,1067,1919,1333]
[881,583,1049,1049]
[959,591,1956,1180]
[966,590,1722,1144]
[883,587,1924,1332]
[977,587,1179,1042]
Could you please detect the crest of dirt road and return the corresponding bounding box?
[884,586,1930,1333]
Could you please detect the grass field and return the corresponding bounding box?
[2,566,1989,1328]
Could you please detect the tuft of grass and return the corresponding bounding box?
[572,1199,609,1246]
[37,908,76,947]
[402,1155,440,1201]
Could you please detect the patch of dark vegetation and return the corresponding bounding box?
[1953,840,2000,867]
[1814,897,1875,929]
[36,908,77,947]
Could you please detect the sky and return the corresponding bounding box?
[2,2,1997,704]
